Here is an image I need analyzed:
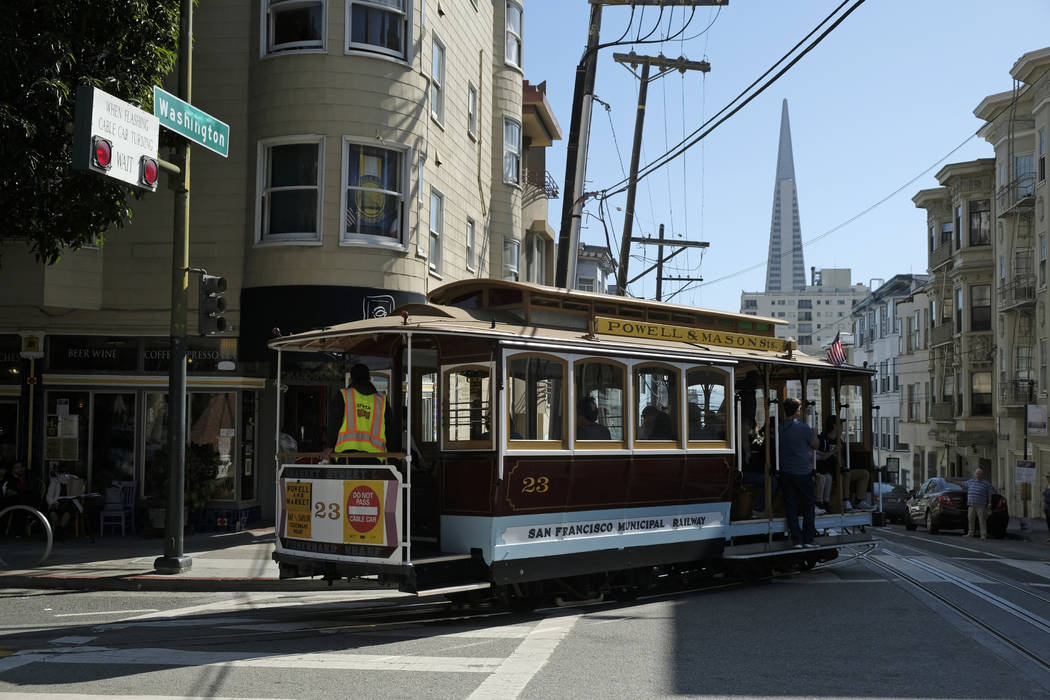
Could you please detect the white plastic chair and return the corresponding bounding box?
[99,481,136,536]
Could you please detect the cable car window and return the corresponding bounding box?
[507,354,565,444]
[574,359,625,444]
[634,364,679,444]
[419,371,438,445]
[444,364,492,448]
[686,367,728,444]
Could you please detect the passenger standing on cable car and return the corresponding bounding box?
[778,397,819,549]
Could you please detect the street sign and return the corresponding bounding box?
[72,86,160,190]
[153,86,229,158]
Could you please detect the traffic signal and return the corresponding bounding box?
[91,136,113,170]
[198,274,228,335]
[139,156,159,190]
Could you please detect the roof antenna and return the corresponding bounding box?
[401,311,409,326]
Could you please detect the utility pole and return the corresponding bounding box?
[554,0,728,291]
[628,232,708,300]
[655,223,664,301]
[614,51,710,296]
[554,2,603,289]
[155,0,193,574]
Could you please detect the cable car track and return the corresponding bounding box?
[874,529,1050,608]
[864,551,1050,677]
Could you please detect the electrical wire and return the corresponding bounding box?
[600,0,861,198]
[678,63,1050,299]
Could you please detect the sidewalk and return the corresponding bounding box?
[0,526,367,592]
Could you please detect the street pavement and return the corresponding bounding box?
[1,516,1048,593]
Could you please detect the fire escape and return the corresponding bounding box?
[997,78,1037,409]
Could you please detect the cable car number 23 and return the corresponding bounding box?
[521,476,550,493]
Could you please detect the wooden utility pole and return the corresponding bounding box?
[554,0,728,291]
[614,52,710,296]
[629,232,708,300]
[554,2,603,289]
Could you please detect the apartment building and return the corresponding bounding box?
[741,268,868,355]
[913,158,996,487]
[976,47,1050,517]
[0,0,560,525]
[851,274,929,488]
[895,283,934,487]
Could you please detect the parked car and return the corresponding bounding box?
[903,477,1009,538]
[872,483,910,523]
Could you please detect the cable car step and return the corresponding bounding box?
[415,581,493,597]
[411,553,476,564]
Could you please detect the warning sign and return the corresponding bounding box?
[343,480,385,545]
[285,482,312,539]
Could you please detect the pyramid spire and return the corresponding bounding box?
[775,99,795,182]
[764,99,806,292]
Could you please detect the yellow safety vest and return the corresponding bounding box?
[335,388,387,454]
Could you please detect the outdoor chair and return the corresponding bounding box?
[99,480,136,536]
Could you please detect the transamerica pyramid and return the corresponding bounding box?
[764,100,806,292]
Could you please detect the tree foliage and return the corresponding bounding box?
[0,1,179,265]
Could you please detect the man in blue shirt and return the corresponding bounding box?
[778,397,820,548]
[963,468,993,539]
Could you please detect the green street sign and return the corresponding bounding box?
[153,86,229,158]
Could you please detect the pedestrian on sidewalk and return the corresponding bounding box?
[963,468,993,540]
[1042,473,1050,542]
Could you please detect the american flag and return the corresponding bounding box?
[826,332,846,366]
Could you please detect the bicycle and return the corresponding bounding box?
[0,504,53,569]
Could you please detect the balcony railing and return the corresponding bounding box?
[1000,379,1036,406]
[523,169,560,199]
[996,174,1036,215]
[929,323,952,346]
[931,401,954,421]
[998,274,1036,310]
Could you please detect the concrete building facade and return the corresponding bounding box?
[741,268,868,355]
[976,47,1050,519]
[851,274,929,488]
[895,283,934,488]
[0,0,560,526]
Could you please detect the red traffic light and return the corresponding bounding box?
[92,136,113,170]
[140,156,159,188]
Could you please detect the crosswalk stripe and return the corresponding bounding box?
[469,613,579,699]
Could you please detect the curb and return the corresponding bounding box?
[0,573,353,593]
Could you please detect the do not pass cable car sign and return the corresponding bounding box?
[73,86,160,191]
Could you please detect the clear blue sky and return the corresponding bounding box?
[523,0,1050,312]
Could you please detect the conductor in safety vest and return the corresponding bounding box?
[330,363,389,458]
